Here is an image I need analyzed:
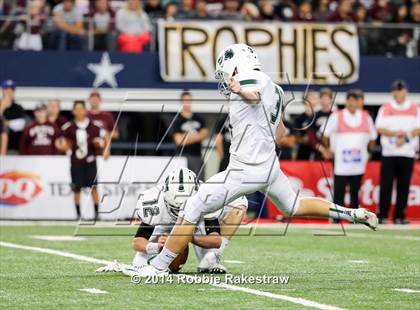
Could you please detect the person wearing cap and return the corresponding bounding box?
[19,103,61,155]
[87,90,119,159]
[375,80,420,224]
[0,79,27,152]
[323,90,377,212]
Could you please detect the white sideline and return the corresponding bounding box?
[393,289,420,293]
[0,241,345,310]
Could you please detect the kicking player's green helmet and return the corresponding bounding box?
[163,168,199,219]
[215,44,261,98]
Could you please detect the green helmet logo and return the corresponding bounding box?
[224,49,234,60]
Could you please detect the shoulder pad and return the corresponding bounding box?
[139,186,162,206]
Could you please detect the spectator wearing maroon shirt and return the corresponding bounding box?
[14,0,47,51]
[87,90,118,159]
[328,0,355,22]
[47,98,68,129]
[369,0,393,23]
[56,100,105,220]
[19,103,60,155]
[292,0,316,22]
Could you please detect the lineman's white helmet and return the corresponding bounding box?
[163,167,199,219]
[215,44,261,98]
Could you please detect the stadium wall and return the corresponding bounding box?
[1,156,418,220]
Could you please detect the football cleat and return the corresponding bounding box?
[129,264,169,277]
[197,252,227,274]
[352,208,378,231]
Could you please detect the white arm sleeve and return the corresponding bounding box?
[8,118,26,132]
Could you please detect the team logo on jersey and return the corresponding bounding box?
[342,149,362,163]
[0,171,43,206]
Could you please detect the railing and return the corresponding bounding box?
[0,15,419,56]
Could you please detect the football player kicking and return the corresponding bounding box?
[96,167,248,274]
[133,44,379,278]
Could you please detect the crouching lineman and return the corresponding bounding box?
[96,167,247,274]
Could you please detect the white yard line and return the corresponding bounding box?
[347,232,420,241]
[0,241,109,265]
[31,235,86,241]
[224,260,244,264]
[0,241,345,310]
[348,260,368,264]
[79,288,108,294]
[393,288,420,294]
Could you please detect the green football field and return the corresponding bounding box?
[0,223,419,309]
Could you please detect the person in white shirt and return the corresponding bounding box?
[324,90,377,213]
[375,80,420,224]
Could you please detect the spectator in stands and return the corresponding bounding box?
[116,0,151,53]
[164,2,177,21]
[14,0,47,51]
[145,0,164,19]
[294,90,318,160]
[173,90,209,180]
[90,0,115,51]
[328,0,355,22]
[215,114,230,172]
[52,0,85,50]
[0,1,26,49]
[278,118,297,160]
[292,0,316,21]
[56,100,106,220]
[19,103,60,155]
[0,79,26,153]
[313,87,334,160]
[257,0,278,21]
[409,2,420,23]
[323,90,377,213]
[393,4,409,23]
[375,80,420,224]
[0,114,8,155]
[355,4,369,54]
[47,98,68,129]
[191,0,211,20]
[313,0,331,21]
[369,0,393,23]
[87,89,118,158]
[220,0,245,20]
[177,0,194,19]
[275,0,296,20]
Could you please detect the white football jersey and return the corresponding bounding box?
[229,70,285,164]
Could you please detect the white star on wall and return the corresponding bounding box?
[87,53,124,88]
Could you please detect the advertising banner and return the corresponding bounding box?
[268,161,420,219]
[0,156,187,220]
